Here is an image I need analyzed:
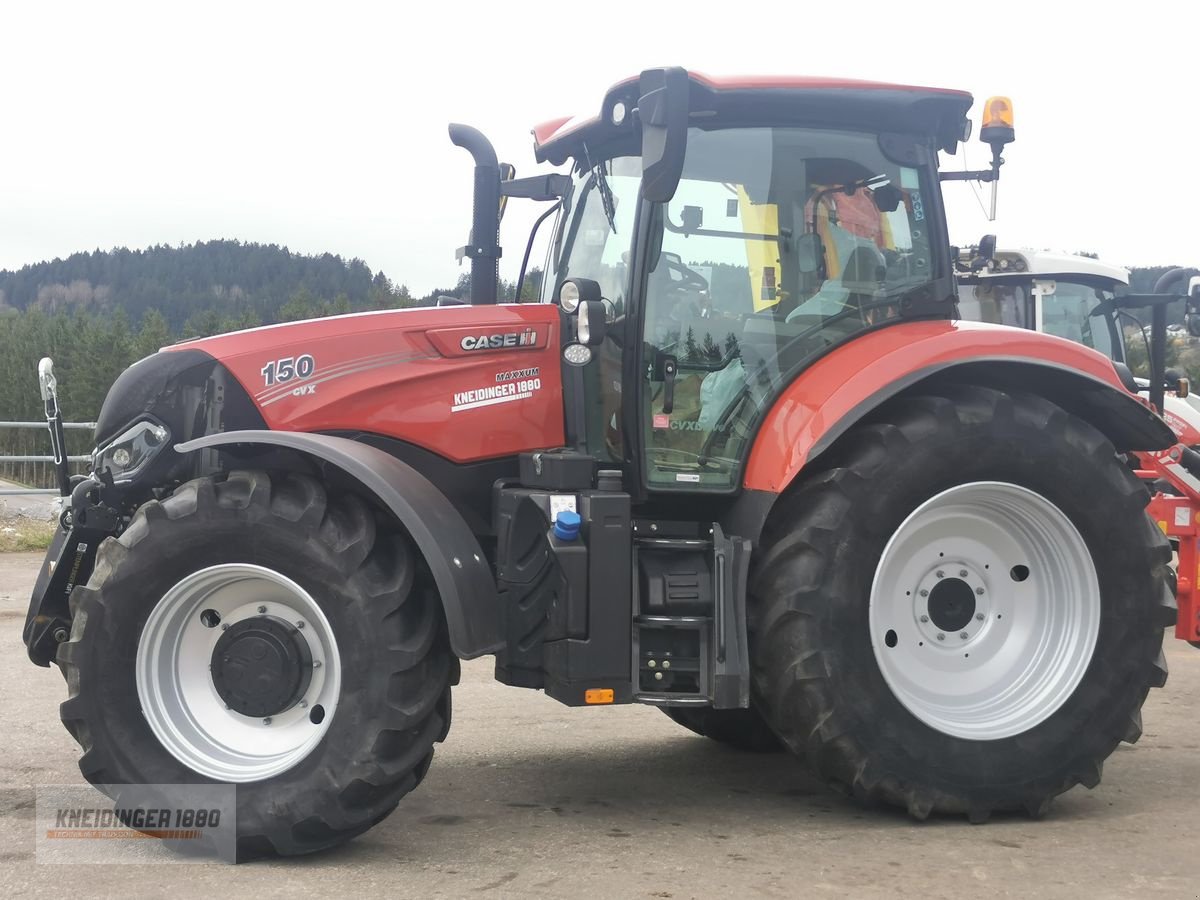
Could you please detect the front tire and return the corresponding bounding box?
[750,385,1175,820]
[58,470,453,858]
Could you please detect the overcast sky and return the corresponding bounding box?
[2,1,1196,295]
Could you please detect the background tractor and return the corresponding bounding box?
[23,68,1178,858]
[956,246,1200,443]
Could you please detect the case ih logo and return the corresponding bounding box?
[459,328,538,352]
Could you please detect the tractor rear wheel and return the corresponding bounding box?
[750,385,1175,820]
[57,470,453,858]
[660,705,783,752]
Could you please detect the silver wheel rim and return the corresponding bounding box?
[869,481,1099,741]
[135,564,340,782]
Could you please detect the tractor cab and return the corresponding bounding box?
[470,71,984,497]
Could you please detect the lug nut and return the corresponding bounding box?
[221,623,229,630]
[960,632,969,640]
[936,571,944,578]
[920,589,929,598]
[257,605,267,614]
[959,570,968,578]
[937,633,945,641]
[263,717,272,725]
[648,659,657,668]
[654,671,663,681]
[976,587,985,595]
[662,660,671,669]
[299,700,308,709]
[919,615,929,623]
[296,620,305,629]
[313,661,322,669]
[975,613,985,621]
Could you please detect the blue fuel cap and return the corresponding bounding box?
[553,510,582,541]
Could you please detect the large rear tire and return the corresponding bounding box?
[750,385,1175,820]
[58,470,453,858]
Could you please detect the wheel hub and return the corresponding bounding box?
[211,616,313,717]
[912,563,991,644]
[927,577,976,632]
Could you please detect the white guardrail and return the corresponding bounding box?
[0,420,94,495]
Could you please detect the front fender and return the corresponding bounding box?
[175,431,501,659]
[744,321,1175,493]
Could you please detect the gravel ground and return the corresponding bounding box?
[2,551,1199,898]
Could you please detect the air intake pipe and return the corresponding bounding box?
[449,123,501,304]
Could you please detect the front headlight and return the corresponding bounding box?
[92,419,170,482]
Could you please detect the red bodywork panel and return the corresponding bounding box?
[744,320,1134,493]
[169,305,564,463]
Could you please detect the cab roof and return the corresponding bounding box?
[532,71,975,165]
[977,249,1130,285]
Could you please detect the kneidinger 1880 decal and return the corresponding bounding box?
[452,367,541,413]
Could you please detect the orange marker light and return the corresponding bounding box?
[585,688,614,705]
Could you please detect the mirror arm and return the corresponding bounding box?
[663,214,777,242]
[501,174,572,201]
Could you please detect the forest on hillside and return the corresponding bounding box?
[0,241,542,484]
[0,241,540,422]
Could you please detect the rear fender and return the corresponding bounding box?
[744,322,1175,495]
[175,431,501,659]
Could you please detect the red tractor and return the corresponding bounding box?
[23,69,1178,857]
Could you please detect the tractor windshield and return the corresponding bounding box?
[552,125,941,490]
[1040,281,1118,360]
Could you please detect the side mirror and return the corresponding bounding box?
[577,300,607,347]
[638,67,689,203]
[970,234,997,272]
[1187,276,1200,336]
[871,184,903,213]
[796,233,825,275]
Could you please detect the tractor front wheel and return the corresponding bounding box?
[750,385,1175,820]
[57,470,453,858]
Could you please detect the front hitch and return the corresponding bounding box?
[24,358,124,666]
[22,475,120,665]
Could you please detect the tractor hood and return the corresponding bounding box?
[161,304,565,464]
